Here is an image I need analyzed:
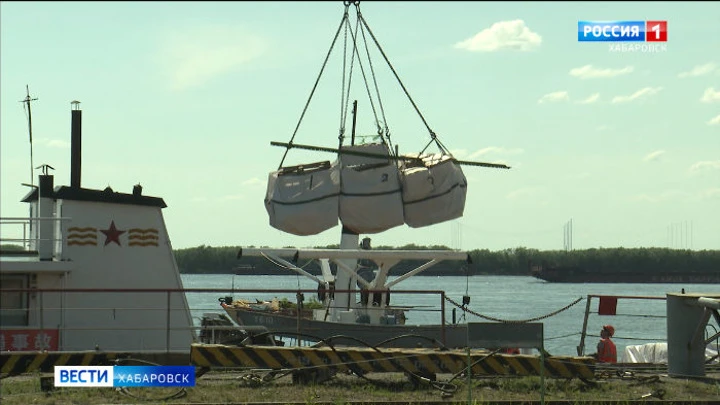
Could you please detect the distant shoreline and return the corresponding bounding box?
[175,245,720,277]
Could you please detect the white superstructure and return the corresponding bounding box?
[0,105,195,352]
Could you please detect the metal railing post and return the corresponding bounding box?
[39,290,44,335]
[441,291,446,346]
[166,291,171,352]
[577,295,592,356]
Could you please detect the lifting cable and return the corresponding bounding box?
[278,4,350,169]
[338,18,349,147]
[334,2,397,159]
[349,2,392,148]
[354,3,446,155]
[277,1,510,170]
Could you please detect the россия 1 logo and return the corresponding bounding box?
[577,21,667,52]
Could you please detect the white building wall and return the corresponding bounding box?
[54,199,195,351]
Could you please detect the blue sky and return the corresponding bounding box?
[1,1,718,251]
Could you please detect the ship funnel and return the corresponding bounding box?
[71,101,82,188]
[38,165,55,261]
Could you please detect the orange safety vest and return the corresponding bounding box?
[597,338,617,363]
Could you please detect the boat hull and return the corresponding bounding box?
[223,306,469,349]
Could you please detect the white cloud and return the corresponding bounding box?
[642,150,665,162]
[454,20,541,52]
[447,148,469,159]
[611,87,663,104]
[569,172,591,180]
[703,188,720,200]
[35,138,70,148]
[689,160,720,173]
[678,62,718,78]
[537,91,569,104]
[629,190,690,203]
[708,114,720,126]
[242,178,263,186]
[576,93,600,104]
[160,24,267,90]
[701,87,720,103]
[506,186,547,202]
[630,194,658,203]
[466,146,524,160]
[220,194,245,202]
[569,65,634,79]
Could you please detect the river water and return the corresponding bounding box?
[181,274,720,357]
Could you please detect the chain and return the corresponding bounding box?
[444,296,584,324]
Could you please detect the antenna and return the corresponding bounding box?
[563,219,573,252]
[20,85,38,186]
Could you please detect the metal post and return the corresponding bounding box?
[39,290,44,335]
[166,291,171,353]
[441,291,446,345]
[539,345,546,405]
[466,345,471,405]
[296,291,302,346]
[577,295,592,356]
[667,293,713,377]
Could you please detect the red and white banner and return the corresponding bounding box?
[0,329,59,351]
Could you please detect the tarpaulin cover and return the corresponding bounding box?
[265,161,340,236]
[401,154,467,228]
[338,143,404,234]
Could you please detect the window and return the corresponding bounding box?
[0,275,29,326]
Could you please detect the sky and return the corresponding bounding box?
[1,1,718,252]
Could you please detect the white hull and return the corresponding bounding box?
[222,305,468,349]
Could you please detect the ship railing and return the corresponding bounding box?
[0,216,71,257]
[0,287,454,352]
[576,294,669,357]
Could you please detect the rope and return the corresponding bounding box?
[278,6,349,169]
[356,8,439,152]
[338,13,349,147]
[545,331,582,341]
[355,3,392,146]
[596,313,666,319]
[445,295,584,324]
[586,332,668,342]
[344,8,386,145]
[259,252,313,271]
[340,15,357,147]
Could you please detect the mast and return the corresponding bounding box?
[350,100,358,146]
[335,100,360,314]
[20,85,38,186]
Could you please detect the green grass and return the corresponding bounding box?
[1,371,719,404]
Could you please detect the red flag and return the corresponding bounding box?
[598,296,618,316]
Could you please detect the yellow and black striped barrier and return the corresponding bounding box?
[1,351,120,376]
[190,344,596,379]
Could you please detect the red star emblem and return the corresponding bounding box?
[100,220,126,246]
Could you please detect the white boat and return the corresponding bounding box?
[222,246,472,348]
[219,3,508,349]
[0,100,196,353]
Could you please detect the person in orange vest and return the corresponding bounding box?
[593,324,617,363]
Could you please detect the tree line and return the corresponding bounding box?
[174,245,720,276]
